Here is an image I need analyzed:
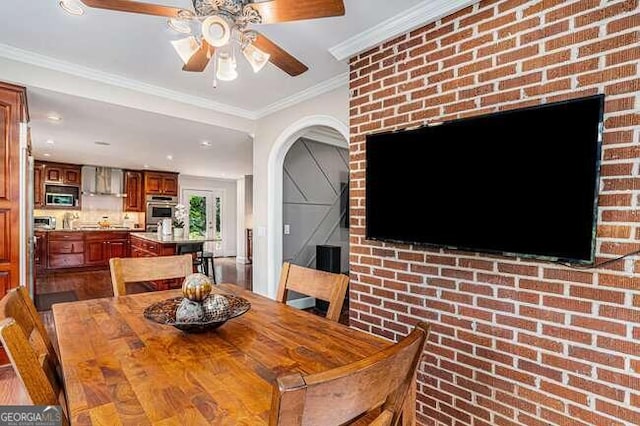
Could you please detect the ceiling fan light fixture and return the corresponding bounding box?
[167,18,192,34]
[171,36,201,65]
[216,51,238,82]
[201,16,231,48]
[242,43,270,73]
[59,0,84,16]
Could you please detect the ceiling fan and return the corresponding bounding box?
[62,0,345,84]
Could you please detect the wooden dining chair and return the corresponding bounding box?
[276,262,349,322]
[269,321,430,426]
[109,254,193,296]
[0,287,69,425]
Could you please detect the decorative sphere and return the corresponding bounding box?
[175,298,204,323]
[182,273,213,302]
[202,294,231,322]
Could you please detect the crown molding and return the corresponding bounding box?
[254,72,349,119]
[329,0,480,61]
[0,43,257,119]
[0,42,349,122]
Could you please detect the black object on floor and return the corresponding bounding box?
[36,291,78,311]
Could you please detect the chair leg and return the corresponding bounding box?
[203,259,209,277]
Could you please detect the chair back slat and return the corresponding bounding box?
[0,288,69,425]
[270,322,430,426]
[276,262,349,322]
[109,254,193,296]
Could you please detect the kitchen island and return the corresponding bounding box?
[129,232,212,256]
[129,233,216,290]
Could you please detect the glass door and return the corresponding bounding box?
[183,189,223,254]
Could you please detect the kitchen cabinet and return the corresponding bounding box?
[34,163,44,208]
[41,161,82,186]
[34,231,47,276]
[144,171,179,196]
[123,170,144,212]
[130,234,183,290]
[84,232,129,267]
[44,231,131,270]
[47,232,84,269]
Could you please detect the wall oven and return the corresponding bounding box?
[146,195,178,227]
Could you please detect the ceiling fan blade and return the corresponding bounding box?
[79,0,187,17]
[254,34,308,76]
[182,41,215,72]
[250,0,345,24]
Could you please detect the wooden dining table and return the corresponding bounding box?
[53,283,413,425]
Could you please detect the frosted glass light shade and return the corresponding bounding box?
[171,36,200,65]
[242,43,270,73]
[216,51,238,81]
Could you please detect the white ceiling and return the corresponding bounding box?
[0,0,424,111]
[0,0,460,179]
[29,87,253,179]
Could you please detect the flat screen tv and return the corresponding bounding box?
[365,94,604,265]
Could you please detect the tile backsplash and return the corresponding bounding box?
[35,195,144,229]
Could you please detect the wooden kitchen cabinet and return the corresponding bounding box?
[34,231,47,276]
[84,232,129,267]
[45,231,130,270]
[47,232,84,269]
[34,162,44,208]
[41,161,82,185]
[123,170,144,212]
[144,171,179,196]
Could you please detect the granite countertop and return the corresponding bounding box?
[131,232,213,244]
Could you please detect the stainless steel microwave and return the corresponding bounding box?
[45,193,75,207]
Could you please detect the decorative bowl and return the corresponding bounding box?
[143,293,250,333]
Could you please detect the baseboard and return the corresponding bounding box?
[287,296,316,310]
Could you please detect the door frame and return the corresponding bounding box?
[181,188,225,255]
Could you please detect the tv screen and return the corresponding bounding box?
[365,94,604,264]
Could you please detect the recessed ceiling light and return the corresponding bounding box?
[200,141,212,147]
[166,155,173,160]
[47,114,62,122]
[59,0,84,16]
[43,153,51,157]
[46,139,55,145]
[94,141,111,146]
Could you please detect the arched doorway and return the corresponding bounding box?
[264,115,348,298]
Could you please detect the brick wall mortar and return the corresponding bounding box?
[349,0,640,425]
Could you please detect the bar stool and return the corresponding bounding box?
[198,251,217,284]
[177,243,205,274]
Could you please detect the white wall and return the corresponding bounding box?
[252,86,349,297]
[179,175,238,257]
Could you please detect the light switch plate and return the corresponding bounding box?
[284,224,290,235]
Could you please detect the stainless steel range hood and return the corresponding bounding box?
[81,166,127,197]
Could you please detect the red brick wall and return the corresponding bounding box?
[348,1,640,425]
